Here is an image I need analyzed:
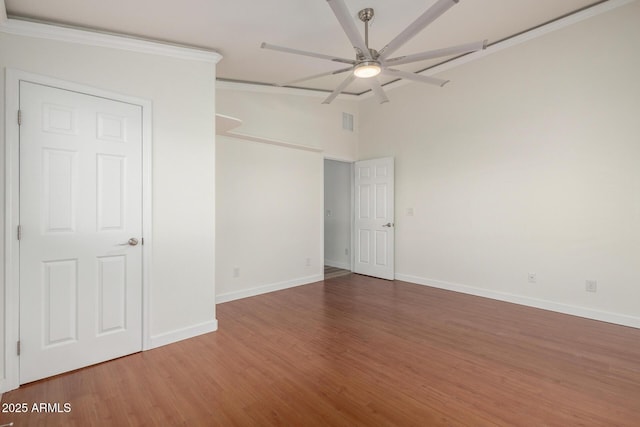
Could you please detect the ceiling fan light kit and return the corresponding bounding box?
[261,0,487,104]
[353,61,381,78]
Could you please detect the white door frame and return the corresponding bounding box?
[3,69,153,392]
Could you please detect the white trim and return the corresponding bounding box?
[216,274,323,304]
[395,273,640,329]
[2,69,154,392]
[323,154,355,163]
[147,320,218,350]
[0,13,221,64]
[140,95,154,352]
[3,68,20,393]
[0,0,7,25]
[325,260,351,270]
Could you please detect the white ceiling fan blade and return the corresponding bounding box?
[326,0,372,60]
[369,78,390,104]
[379,0,459,60]
[384,68,449,87]
[322,74,356,104]
[261,42,355,64]
[384,40,487,66]
[278,67,352,87]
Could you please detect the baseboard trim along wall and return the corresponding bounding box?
[216,274,324,304]
[395,273,640,329]
[325,260,351,270]
[147,320,218,350]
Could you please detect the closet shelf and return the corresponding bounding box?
[216,114,322,153]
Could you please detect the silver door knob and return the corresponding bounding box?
[382,223,394,228]
[127,238,139,246]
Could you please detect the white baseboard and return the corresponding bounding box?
[395,273,640,329]
[325,259,351,270]
[147,319,218,350]
[216,274,323,304]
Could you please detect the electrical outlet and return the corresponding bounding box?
[528,273,537,283]
[305,257,311,267]
[233,267,240,278]
[586,280,597,292]
[345,248,349,255]
[406,207,414,216]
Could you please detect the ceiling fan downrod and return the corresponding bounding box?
[353,7,381,78]
[358,8,375,52]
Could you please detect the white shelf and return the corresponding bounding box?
[215,114,322,153]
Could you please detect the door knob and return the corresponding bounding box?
[382,223,394,228]
[120,238,139,246]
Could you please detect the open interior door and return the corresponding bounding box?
[353,157,394,280]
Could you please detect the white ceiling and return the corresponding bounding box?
[5,0,603,94]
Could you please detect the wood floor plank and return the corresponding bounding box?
[2,274,640,426]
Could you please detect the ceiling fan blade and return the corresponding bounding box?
[326,0,372,60]
[322,74,356,104]
[384,39,487,66]
[261,42,355,64]
[278,67,352,87]
[384,68,449,87]
[379,0,459,60]
[369,78,390,104]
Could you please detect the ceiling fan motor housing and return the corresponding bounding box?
[357,48,379,61]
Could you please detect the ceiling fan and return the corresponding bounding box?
[261,0,487,104]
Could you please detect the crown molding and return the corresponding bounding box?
[0,2,221,64]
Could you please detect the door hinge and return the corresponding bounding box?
[141,237,144,246]
[17,225,22,241]
[18,109,22,126]
[17,340,21,356]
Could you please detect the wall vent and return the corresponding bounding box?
[342,112,354,132]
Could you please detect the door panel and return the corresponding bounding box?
[19,81,143,384]
[354,158,395,280]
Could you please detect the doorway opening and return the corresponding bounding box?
[324,159,352,279]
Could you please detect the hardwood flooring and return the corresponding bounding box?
[2,274,640,426]
[324,265,351,280]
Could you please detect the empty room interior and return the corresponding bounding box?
[1,0,639,425]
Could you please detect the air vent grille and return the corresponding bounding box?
[342,112,354,132]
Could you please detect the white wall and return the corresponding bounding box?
[216,135,323,302]
[215,85,357,302]
[358,1,640,326]
[1,30,218,390]
[217,83,359,161]
[324,159,351,269]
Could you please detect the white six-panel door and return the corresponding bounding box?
[353,157,395,280]
[19,81,143,383]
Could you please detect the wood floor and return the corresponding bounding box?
[324,265,351,280]
[2,274,640,426]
